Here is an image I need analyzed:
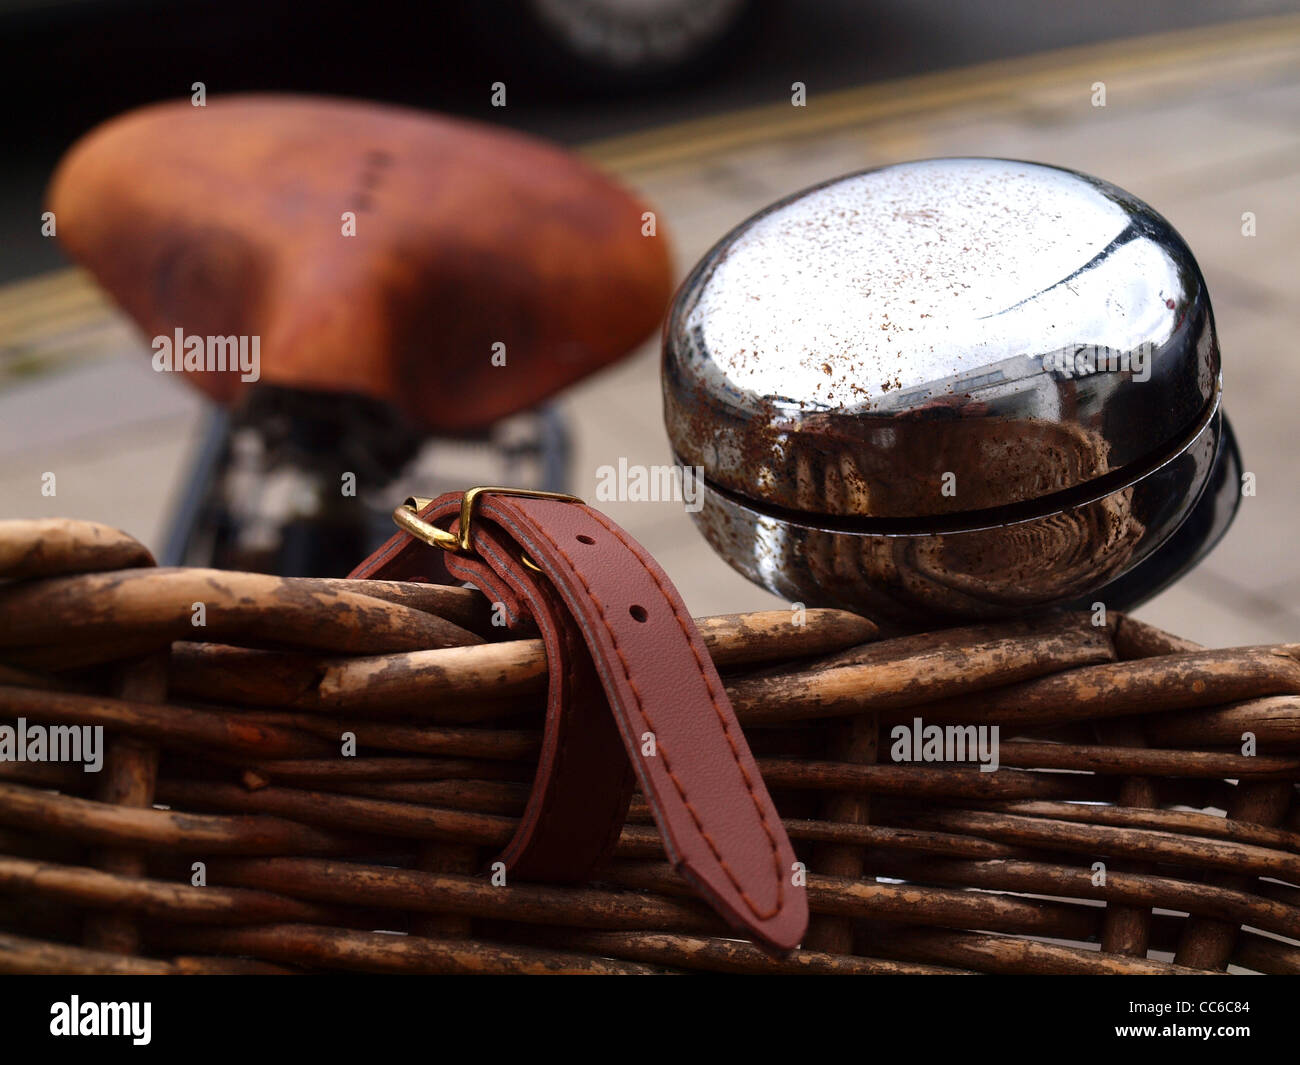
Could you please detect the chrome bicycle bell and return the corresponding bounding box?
[663,157,1240,628]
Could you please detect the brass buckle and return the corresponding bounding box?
[392,486,583,571]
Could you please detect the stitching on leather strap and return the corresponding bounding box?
[513,582,580,870]
[445,525,523,629]
[458,532,574,866]
[517,501,786,923]
[465,526,629,876]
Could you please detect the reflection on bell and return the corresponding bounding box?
[663,158,1239,628]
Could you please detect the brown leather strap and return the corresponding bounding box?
[350,492,807,951]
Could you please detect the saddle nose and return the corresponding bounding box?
[48,93,674,433]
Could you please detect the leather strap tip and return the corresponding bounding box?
[757,904,810,955]
[682,867,809,954]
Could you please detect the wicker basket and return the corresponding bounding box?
[1,517,1298,974]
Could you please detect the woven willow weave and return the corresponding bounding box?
[1,518,1297,974]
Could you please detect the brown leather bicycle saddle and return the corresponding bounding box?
[48,94,673,433]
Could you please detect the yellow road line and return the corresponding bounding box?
[582,12,1300,175]
[0,269,107,327]
[5,12,1298,368]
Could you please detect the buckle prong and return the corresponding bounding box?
[392,487,582,566]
